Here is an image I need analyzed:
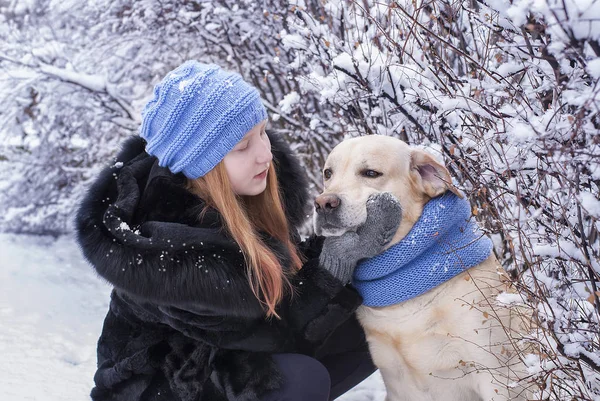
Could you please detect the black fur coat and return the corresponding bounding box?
[75,133,363,401]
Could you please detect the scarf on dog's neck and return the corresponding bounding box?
[352,191,493,307]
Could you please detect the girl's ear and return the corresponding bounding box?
[409,150,463,199]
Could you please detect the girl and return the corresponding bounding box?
[75,61,400,401]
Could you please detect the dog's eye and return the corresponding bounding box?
[323,168,332,180]
[362,169,382,178]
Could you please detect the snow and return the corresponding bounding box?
[118,221,131,231]
[588,58,600,79]
[178,78,194,92]
[0,233,385,400]
[509,121,537,144]
[579,191,600,217]
[333,52,355,72]
[38,63,106,93]
[0,233,110,401]
[9,0,36,15]
[496,292,524,305]
[505,1,531,27]
[279,91,301,114]
[70,135,89,149]
[281,32,308,50]
[523,353,543,374]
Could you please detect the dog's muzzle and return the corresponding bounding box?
[314,193,350,236]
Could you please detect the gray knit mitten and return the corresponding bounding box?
[319,192,402,285]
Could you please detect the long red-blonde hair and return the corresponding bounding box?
[186,161,303,318]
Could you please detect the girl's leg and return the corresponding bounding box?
[321,348,376,400]
[316,315,378,400]
[262,353,331,401]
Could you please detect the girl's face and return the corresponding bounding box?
[223,120,273,196]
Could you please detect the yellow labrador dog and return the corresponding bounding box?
[314,135,531,401]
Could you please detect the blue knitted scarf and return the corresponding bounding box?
[353,192,493,307]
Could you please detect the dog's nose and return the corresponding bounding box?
[315,194,341,214]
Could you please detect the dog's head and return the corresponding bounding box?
[314,135,462,245]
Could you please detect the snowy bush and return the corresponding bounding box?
[277,0,600,398]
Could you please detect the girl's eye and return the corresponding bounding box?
[237,144,249,151]
[323,168,332,180]
[362,169,382,178]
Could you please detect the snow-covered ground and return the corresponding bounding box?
[0,233,385,401]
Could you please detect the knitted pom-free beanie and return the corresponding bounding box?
[139,61,268,178]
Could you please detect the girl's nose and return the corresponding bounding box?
[256,138,273,165]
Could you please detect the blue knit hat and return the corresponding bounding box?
[139,61,268,178]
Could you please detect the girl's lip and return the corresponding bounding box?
[254,169,268,179]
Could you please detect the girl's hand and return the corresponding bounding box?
[319,193,402,284]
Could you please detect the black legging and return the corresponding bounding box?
[262,316,376,401]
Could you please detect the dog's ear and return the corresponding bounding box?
[409,150,463,199]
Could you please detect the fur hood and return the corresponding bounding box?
[75,132,311,318]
